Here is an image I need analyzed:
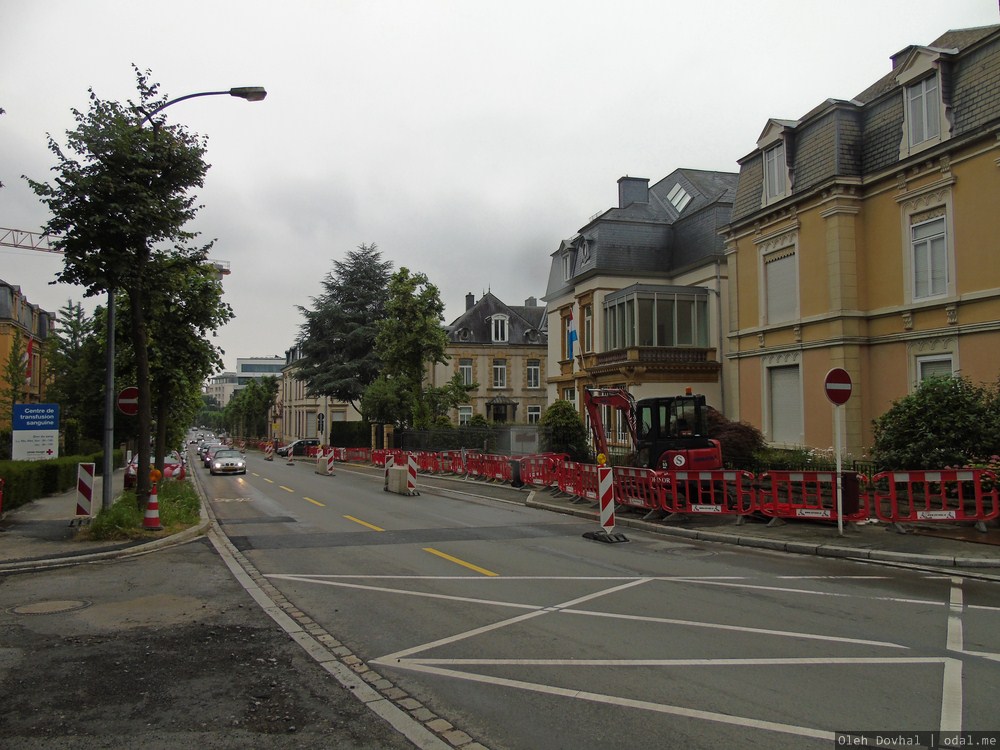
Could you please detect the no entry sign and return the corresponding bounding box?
[824,368,853,406]
[117,386,139,416]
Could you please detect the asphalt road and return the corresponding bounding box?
[198,453,1000,750]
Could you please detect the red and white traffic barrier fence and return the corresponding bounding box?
[345,447,370,463]
[870,469,999,532]
[556,461,601,505]
[519,455,560,490]
[756,470,868,524]
[662,469,757,521]
[612,466,662,513]
[70,463,96,527]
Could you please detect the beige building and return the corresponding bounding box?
[278,346,361,444]
[0,280,54,426]
[543,171,738,441]
[429,293,548,425]
[721,25,1000,457]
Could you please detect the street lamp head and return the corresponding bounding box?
[229,86,267,102]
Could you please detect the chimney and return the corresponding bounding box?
[525,296,537,307]
[466,293,475,310]
[617,176,649,208]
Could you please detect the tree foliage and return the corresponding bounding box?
[296,243,392,413]
[224,377,278,439]
[26,67,217,507]
[1,331,27,421]
[364,268,449,428]
[540,399,590,462]
[871,375,1000,470]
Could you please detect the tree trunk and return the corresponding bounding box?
[128,280,153,512]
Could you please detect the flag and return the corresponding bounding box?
[567,309,579,360]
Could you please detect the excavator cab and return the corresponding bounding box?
[634,395,722,471]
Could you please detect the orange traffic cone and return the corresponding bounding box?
[143,482,163,531]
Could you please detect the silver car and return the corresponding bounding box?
[209,449,246,476]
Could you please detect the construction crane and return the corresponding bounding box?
[0,226,231,277]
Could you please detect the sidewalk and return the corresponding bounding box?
[0,471,209,572]
[3,464,1000,573]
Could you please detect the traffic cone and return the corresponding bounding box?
[143,483,163,531]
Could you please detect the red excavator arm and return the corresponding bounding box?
[583,387,639,459]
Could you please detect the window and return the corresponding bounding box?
[763,250,798,324]
[907,74,940,147]
[603,286,710,349]
[459,358,473,385]
[563,253,573,281]
[767,365,802,445]
[912,217,947,299]
[583,305,593,353]
[527,405,541,424]
[458,406,472,426]
[491,315,509,343]
[764,142,787,201]
[667,182,692,212]
[917,355,953,382]
[492,359,507,388]
[562,387,576,403]
[527,359,540,389]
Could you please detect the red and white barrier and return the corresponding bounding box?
[757,470,867,523]
[264,443,273,461]
[76,463,95,520]
[871,469,999,530]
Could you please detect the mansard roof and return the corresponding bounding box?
[445,291,547,346]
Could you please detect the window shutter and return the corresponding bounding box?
[769,365,801,444]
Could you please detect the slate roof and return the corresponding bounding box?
[445,292,547,346]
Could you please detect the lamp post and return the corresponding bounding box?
[101,85,266,510]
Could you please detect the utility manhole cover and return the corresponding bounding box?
[9,600,92,615]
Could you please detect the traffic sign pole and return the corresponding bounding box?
[824,368,853,536]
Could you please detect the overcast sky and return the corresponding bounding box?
[2,0,998,372]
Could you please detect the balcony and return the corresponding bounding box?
[582,346,720,381]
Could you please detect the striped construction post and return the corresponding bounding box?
[264,443,273,461]
[143,483,163,531]
[76,463,95,521]
[383,453,395,491]
[583,463,628,544]
[327,449,337,476]
[406,454,420,496]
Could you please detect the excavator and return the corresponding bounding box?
[582,387,723,470]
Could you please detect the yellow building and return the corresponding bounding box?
[722,25,1000,457]
[0,279,54,427]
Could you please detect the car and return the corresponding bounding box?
[124,451,186,489]
[201,443,225,468]
[276,438,320,457]
[209,448,247,476]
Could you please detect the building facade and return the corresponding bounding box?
[543,171,738,442]
[279,346,361,444]
[0,280,54,426]
[430,292,548,425]
[721,25,1000,457]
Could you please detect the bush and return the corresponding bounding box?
[872,375,1000,470]
[706,408,765,466]
[540,400,590,462]
[84,479,201,540]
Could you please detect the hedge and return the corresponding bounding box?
[0,450,124,513]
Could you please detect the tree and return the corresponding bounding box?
[365,268,449,428]
[871,375,1000,470]
[540,399,590,462]
[1,331,28,422]
[296,243,392,414]
[224,377,278,439]
[27,68,212,509]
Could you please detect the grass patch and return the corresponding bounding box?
[81,479,203,541]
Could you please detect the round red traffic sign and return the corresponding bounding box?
[117,386,139,416]
[824,368,853,406]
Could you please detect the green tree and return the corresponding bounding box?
[871,375,1000,470]
[224,377,278,440]
[45,300,104,444]
[27,68,212,509]
[296,243,392,414]
[366,268,449,428]
[540,399,590,462]
[1,331,28,421]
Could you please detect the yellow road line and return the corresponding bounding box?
[263,478,274,484]
[344,515,384,532]
[303,496,325,507]
[279,485,294,493]
[423,548,498,577]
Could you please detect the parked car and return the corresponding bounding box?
[276,438,320,457]
[124,451,186,489]
[209,448,247,476]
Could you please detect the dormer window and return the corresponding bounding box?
[907,73,941,147]
[764,142,787,202]
[562,252,573,281]
[491,315,509,343]
[667,183,692,212]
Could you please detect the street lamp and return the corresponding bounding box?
[101,85,266,510]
